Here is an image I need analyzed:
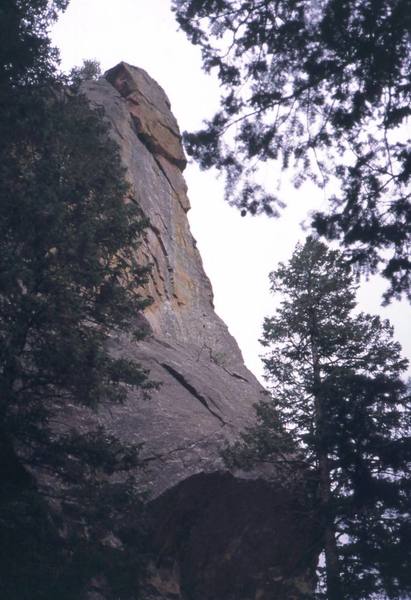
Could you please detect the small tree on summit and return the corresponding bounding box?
[224,238,411,599]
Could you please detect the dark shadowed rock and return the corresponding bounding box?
[144,472,318,600]
[78,63,318,599]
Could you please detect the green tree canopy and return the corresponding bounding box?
[0,87,152,439]
[0,0,68,87]
[0,3,154,597]
[0,86,155,598]
[172,0,411,302]
[224,238,411,599]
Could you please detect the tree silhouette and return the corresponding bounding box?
[173,0,411,301]
[224,238,411,599]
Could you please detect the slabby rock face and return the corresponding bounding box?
[82,63,317,599]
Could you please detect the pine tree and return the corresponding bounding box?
[0,89,154,598]
[0,4,154,597]
[0,0,68,88]
[224,238,411,599]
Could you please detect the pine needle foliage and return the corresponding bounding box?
[172,0,411,301]
[0,3,155,597]
[224,238,411,599]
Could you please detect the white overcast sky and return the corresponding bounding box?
[51,0,410,382]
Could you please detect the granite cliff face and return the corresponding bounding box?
[81,63,317,599]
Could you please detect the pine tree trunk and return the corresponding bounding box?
[324,516,342,600]
[310,316,342,600]
[318,453,341,600]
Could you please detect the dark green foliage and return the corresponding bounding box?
[0,89,153,423]
[224,238,410,599]
[0,3,154,597]
[0,93,152,595]
[0,0,68,87]
[0,436,149,599]
[172,0,411,301]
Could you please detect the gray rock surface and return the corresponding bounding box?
[79,63,317,599]
[83,64,268,497]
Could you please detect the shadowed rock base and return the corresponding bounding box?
[143,472,318,600]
